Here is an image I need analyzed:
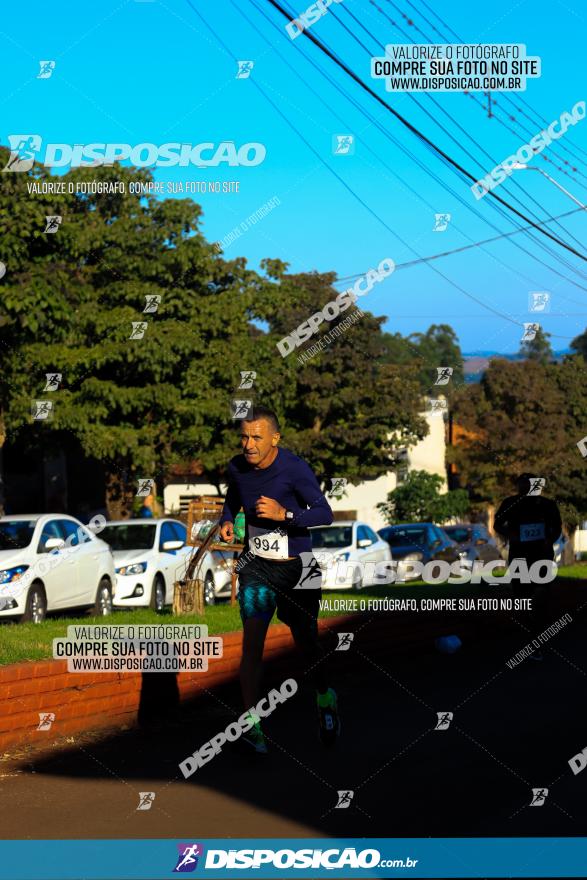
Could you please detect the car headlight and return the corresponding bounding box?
[116,562,147,575]
[401,553,423,562]
[0,565,30,584]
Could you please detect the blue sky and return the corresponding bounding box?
[2,0,587,352]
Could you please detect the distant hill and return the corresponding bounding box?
[462,350,572,382]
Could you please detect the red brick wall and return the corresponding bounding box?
[0,618,348,752]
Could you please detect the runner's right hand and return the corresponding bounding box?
[220,521,235,543]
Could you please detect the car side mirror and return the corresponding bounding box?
[45,537,65,551]
[358,538,372,548]
[162,540,184,551]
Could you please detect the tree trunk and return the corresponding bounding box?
[562,527,576,566]
[105,469,135,520]
[0,413,5,516]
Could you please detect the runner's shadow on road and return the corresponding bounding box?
[10,614,587,838]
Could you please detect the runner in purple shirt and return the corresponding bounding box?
[219,405,340,754]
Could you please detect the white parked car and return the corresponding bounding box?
[99,519,232,611]
[0,514,116,623]
[310,521,392,590]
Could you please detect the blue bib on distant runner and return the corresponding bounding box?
[520,523,545,542]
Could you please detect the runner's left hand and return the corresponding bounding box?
[255,496,286,521]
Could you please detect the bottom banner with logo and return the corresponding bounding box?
[0,838,586,878]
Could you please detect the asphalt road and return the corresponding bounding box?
[1,612,587,841]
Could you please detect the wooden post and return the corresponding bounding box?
[173,496,244,615]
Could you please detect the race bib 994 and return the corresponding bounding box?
[248,524,289,559]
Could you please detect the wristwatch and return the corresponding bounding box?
[284,510,295,522]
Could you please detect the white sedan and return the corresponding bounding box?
[310,521,392,590]
[0,514,116,623]
[100,519,231,611]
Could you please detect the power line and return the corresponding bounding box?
[184,0,580,339]
[245,0,587,298]
[359,0,587,244]
[262,0,587,263]
[254,0,587,289]
[333,207,587,300]
[405,0,587,173]
[332,0,587,257]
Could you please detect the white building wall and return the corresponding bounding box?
[327,411,446,531]
[164,411,446,531]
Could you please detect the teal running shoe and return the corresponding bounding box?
[317,688,340,746]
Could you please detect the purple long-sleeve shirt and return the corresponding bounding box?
[220,447,333,558]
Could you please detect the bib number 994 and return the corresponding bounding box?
[248,526,288,559]
[253,537,280,553]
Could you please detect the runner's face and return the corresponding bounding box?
[241,419,279,467]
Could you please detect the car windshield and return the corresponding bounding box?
[0,520,36,550]
[311,526,353,549]
[383,528,429,547]
[99,524,157,551]
[444,527,471,544]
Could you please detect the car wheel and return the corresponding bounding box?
[150,575,166,613]
[93,578,113,616]
[21,583,47,624]
[203,573,216,606]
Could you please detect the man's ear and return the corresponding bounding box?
[272,432,281,446]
